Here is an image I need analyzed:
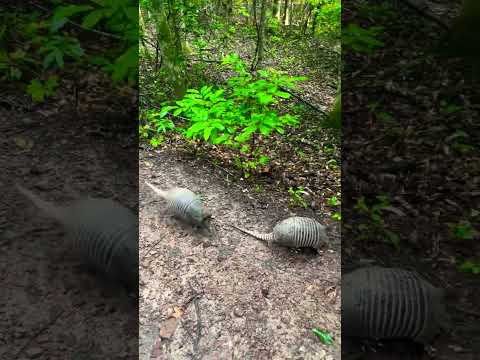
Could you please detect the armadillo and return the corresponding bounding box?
[16,184,139,294]
[231,216,327,250]
[342,266,450,344]
[145,181,211,227]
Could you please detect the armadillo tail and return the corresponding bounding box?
[16,184,62,221]
[231,225,274,243]
[145,181,166,198]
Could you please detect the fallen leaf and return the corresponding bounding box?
[172,306,184,318]
[14,136,34,150]
[159,317,178,339]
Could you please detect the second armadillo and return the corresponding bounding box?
[231,216,328,250]
[145,181,211,227]
[342,266,450,344]
[16,185,139,294]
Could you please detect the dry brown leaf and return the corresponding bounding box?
[172,306,184,318]
[159,317,178,339]
[14,136,33,150]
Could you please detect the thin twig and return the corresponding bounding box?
[279,86,328,115]
[29,1,122,40]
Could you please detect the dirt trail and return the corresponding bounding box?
[1,112,138,359]
[139,148,341,360]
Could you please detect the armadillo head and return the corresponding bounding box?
[187,200,211,226]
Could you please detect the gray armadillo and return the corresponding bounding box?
[342,266,450,344]
[231,216,327,250]
[145,181,211,227]
[16,184,139,294]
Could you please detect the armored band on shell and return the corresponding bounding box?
[231,216,328,250]
[342,266,450,344]
[145,181,210,226]
[16,184,139,293]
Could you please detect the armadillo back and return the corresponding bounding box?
[342,266,449,344]
[62,198,139,292]
[274,217,326,249]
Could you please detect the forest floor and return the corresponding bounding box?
[342,1,479,359]
[139,22,342,360]
[0,94,138,360]
[139,148,341,360]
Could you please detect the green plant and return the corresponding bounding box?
[343,23,384,55]
[35,34,84,70]
[328,195,340,206]
[326,159,338,170]
[331,212,341,221]
[323,143,335,155]
[440,100,463,114]
[448,220,476,240]
[148,54,306,176]
[312,328,333,345]
[254,184,264,193]
[445,130,475,154]
[1,1,138,102]
[312,0,341,39]
[26,76,59,102]
[288,186,309,208]
[458,259,480,274]
[355,195,400,248]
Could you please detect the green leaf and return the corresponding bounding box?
[26,79,46,102]
[81,9,105,29]
[54,49,64,68]
[259,155,270,165]
[111,45,137,83]
[204,127,213,141]
[259,125,272,136]
[312,329,333,345]
[43,52,56,69]
[51,5,93,32]
[213,134,230,144]
[257,93,274,105]
[275,91,290,99]
[235,125,257,143]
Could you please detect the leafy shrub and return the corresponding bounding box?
[142,53,307,175]
[313,0,341,39]
[1,0,138,102]
[343,23,384,55]
[354,195,400,248]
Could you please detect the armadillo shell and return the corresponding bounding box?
[165,188,206,225]
[62,199,139,293]
[342,266,449,344]
[273,217,326,249]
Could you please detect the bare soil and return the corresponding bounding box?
[139,148,341,360]
[0,107,138,359]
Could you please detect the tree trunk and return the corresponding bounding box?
[153,0,186,98]
[302,3,312,34]
[252,0,267,70]
[281,0,288,25]
[252,0,258,27]
[272,0,280,19]
[288,0,293,25]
